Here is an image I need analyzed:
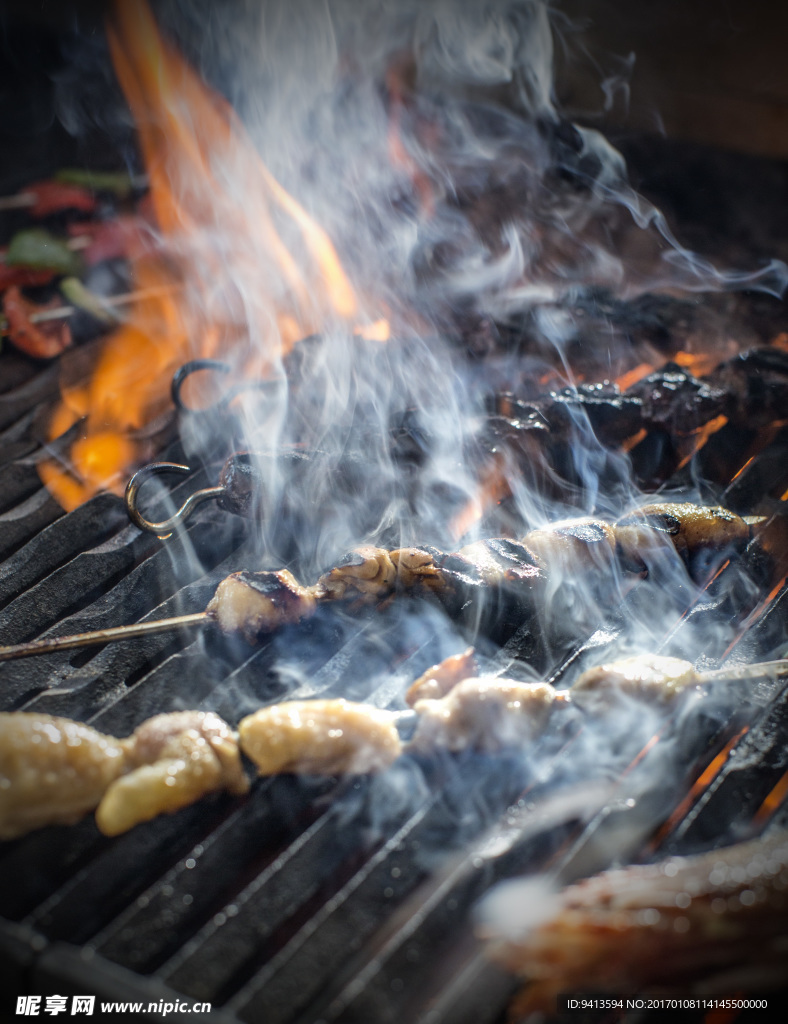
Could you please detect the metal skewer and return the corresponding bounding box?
[0,613,208,662]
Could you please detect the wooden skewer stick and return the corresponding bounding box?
[0,595,787,696]
[0,283,183,336]
[0,194,39,212]
[0,612,208,662]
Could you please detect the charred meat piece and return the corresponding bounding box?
[206,569,317,644]
[239,699,403,776]
[96,711,248,837]
[0,713,127,840]
[627,364,729,435]
[483,830,788,1014]
[491,348,788,491]
[216,450,313,519]
[433,538,547,636]
[709,347,788,431]
[409,678,562,754]
[523,517,617,574]
[615,502,751,576]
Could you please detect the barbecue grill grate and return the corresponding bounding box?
[3,138,788,1023]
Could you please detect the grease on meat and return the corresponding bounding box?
[0,713,127,840]
[239,699,402,776]
[405,647,478,706]
[572,654,700,706]
[95,711,248,837]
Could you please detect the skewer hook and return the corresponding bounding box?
[125,462,225,538]
[171,359,283,414]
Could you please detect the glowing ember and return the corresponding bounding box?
[648,726,749,849]
[675,414,728,470]
[752,768,788,827]
[615,362,654,392]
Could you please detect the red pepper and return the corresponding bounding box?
[2,286,72,359]
[67,215,152,265]
[25,181,97,218]
[0,265,56,290]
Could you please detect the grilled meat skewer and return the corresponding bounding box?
[493,346,788,449]
[207,503,754,644]
[5,654,784,840]
[0,711,248,840]
[0,503,759,662]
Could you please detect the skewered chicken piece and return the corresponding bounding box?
[238,699,403,776]
[0,713,127,840]
[481,829,788,1015]
[0,710,247,840]
[96,711,249,837]
[405,646,478,705]
[407,650,703,712]
[571,653,701,707]
[409,678,565,754]
[0,503,760,662]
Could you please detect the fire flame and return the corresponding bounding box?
[40,0,380,511]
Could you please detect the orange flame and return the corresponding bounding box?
[40,0,381,511]
[449,457,512,541]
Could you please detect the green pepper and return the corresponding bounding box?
[6,229,83,276]
[60,277,120,325]
[55,169,141,199]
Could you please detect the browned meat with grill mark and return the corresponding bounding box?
[481,831,788,1017]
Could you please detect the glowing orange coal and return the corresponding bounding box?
[40,0,380,511]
